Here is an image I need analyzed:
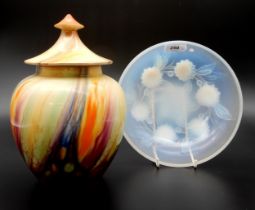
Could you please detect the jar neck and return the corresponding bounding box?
[36,66,103,77]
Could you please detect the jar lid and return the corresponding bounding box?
[119,41,243,168]
[25,14,112,66]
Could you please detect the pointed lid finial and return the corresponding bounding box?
[25,14,113,66]
[54,14,84,31]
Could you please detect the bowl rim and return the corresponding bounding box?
[119,40,243,167]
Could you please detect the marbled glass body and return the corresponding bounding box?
[10,66,126,177]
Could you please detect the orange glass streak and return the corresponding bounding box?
[10,79,34,148]
[78,84,98,161]
[10,80,30,117]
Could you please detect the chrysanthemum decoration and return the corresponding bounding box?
[131,102,150,121]
[174,59,194,81]
[188,117,209,140]
[130,56,232,166]
[196,84,220,107]
[141,67,162,88]
[154,125,177,144]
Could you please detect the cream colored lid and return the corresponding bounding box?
[25,14,113,66]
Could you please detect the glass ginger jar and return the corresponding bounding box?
[10,14,126,178]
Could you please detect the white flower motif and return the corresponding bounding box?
[196,84,220,107]
[141,67,162,88]
[131,102,150,121]
[174,59,194,81]
[188,117,209,139]
[154,124,177,144]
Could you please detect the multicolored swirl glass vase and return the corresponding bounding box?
[10,14,126,178]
